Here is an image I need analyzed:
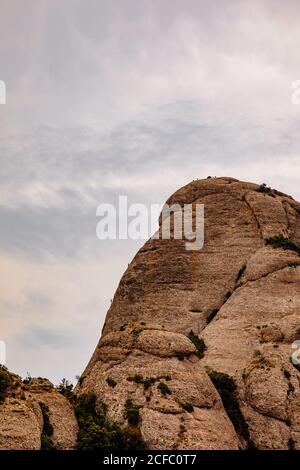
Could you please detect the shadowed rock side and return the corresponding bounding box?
[78,177,300,450]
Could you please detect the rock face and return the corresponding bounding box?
[0,373,78,450]
[78,177,300,450]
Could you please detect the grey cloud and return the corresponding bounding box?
[1,0,300,383]
[1,100,300,261]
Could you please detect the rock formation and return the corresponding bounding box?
[1,177,300,450]
[0,370,77,450]
[77,177,300,450]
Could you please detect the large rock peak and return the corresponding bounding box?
[1,177,299,450]
[77,177,300,450]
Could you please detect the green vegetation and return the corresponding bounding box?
[141,378,155,389]
[248,440,259,450]
[252,350,272,369]
[39,402,58,450]
[0,365,12,403]
[106,377,117,388]
[132,328,143,338]
[157,381,171,397]
[75,393,146,450]
[265,236,300,256]
[256,183,273,194]
[127,375,155,389]
[256,183,291,199]
[207,308,219,324]
[124,399,140,425]
[41,434,58,451]
[288,437,296,451]
[187,330,206,358]
[56,378,74,401]
[127,374,171,389]
[206,368,249,441]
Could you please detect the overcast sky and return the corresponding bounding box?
[0,0,300,384]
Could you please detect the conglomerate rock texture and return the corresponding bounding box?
[0,374,78,450]
[77,177,300,450]
[1,177,299,450]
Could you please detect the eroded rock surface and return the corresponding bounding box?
[78,177,300,450]
[2,177,299,450]
[0,373,78,450]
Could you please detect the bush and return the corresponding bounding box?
[157,382,171,397]
[41,433,58,451]
[127,374,143,384]
[106,377,117,388]
[256,183,291,199]
[187,330,206,358]
[288,437,295,451]
[124,399,140,425]
[75,393,146,450]
[56,378,74,401]
[256,183,272,194]
[142,378,155,389]
[127,375,156,389]
[0,366,12,402]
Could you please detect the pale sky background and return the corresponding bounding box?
[0,0,300,384]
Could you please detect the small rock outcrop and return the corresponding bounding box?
[0,369,78,450]
[77,177,300,450]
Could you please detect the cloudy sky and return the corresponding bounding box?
[0,0,300,384]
